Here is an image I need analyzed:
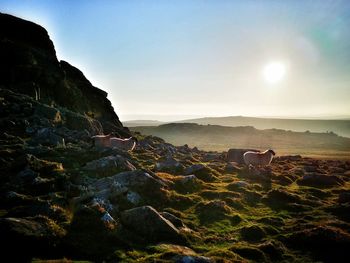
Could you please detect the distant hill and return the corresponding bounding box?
[131,123,350,158]
[175,116,350,138]
[123,120,165,127]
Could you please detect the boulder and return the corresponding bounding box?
[297,173,344,188]
[240,225,266,242]
[83,155,136,177]
[225,162,242,173]
[89,170,167,206]
[284,225,350,262]
[31,127,64,146]
[0,216,65,261]
[174,175,202,193]
[120,206,183,243]
[160,211,186,228]
[184,164,218,182]
[155,157,184,174]
[338,192,350,204]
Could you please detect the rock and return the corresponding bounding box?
[227,181,250,192]
[33,103,62,123]
[155,157,184,173]
[83,155,136,177]
[173,255,213,263]
[184,164,218,182]
[0,13,129,135]
[284,225,350,262]
[338,192,350,204]
[303,165,318,173]
[257,240,286,261]
[152,244,213,263]
[0,216,65,261]
[240,225,266,242]
[231,246,266,262]
[202,152,221,162]
[31,127,64,146]
[64,206,120,258]
[174,175,202,193]
[160,211,186,228]
[195,200,238,224]
[264,188,301,205]
[297,173,344,187]
[88,170,167,207]
[225,162,242,173]
[120,206,183,243]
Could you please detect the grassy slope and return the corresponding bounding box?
[131,123,350,159]
[176,116,350,138]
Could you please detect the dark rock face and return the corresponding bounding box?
[0,12,128,135]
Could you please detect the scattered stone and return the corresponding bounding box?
[83,155,136,177]
[284,225,350,262]
[240,225,266,242]
[184,164,218,182]
[31,127,65,146]
[120,206,183,243]
[338,192,350,204]
[297,173,344,187]
[155,157,184,174]
[225,162,242,173]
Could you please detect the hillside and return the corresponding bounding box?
[175,116,350,138]
[123,119,165,127]
[131,123,350,158]
[1,13,350,263]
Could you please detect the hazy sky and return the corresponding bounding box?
[2,0,350,121]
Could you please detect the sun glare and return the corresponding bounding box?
[262,62,286,84]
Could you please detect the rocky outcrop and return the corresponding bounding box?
[120,206,184,243]
[0,12,128,136]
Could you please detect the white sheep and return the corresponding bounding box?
[91,134,112,148]
[110,137,137,151]
[243,149,276,167]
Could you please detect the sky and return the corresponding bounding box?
[2,0,350,121]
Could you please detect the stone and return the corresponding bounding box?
[184,164,218,182]
[284,225,350,262]
[83,155,136,177]
[297,173,344,187]
[120,206,183,243]
[338,192,350,204]
[155,157,184,173]
[240,225,266,242]
[31,127,64,146]
[225,162,242,173]
[160,211,186,228]
[0,216,65,261]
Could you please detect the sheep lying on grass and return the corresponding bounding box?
[243,149,276,167]
[91,134,137,151]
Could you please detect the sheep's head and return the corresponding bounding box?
[268,149,276,156]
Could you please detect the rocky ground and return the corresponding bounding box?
[1,88,350,262]
[1,12,350,263]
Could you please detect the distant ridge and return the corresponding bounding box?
[175,116,350,137]
[131,123,350,158]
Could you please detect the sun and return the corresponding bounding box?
[262,62,286,84]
